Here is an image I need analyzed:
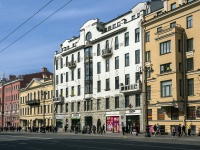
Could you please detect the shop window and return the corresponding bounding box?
[157,109,165,120]
[171,107,179,120]
[148,109,152,121]
[187,106,196,120]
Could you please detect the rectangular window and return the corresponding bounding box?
[157,27,162,32]
[105,40,109,49]
[97,81,101,92]
[187,79,194,96]
[161,80,172,97]
[125,96,129,108]
[179,79,183,96]
[97,43,101,56]
[187,106,196,120]
[135,94,140,107]
[97,62,101,74]
[113,24,116,29]
[160,41,171,55]
[115,56,119,69]
[56,75,59,85]
[147,86,151,100]
[106,98,110,109]
[125,74,130,85]
[66,103,68,112]
[60,74,63,83]
[115,97,119,109]
[125,53,129,67]
[148,109,152,121]
[135,28,140,43]
[171,107,179,120]
[77,52,80,62]
[78,68,81,79]
[66,56,68,67]
[135,50,140,64]
[60,58,63,69]
[160,63,172,74]
[66,88,68,97]
[170,22,176,28]
[178,40,182,52]
[115,36,119,50]
[77,102,80,112]
[124,32,129,46]
[171,3,176,10]
[157,109,165,120]
[97,99,101,110]
[105,79,110,91]
[78,85,81,96]
[186,58,194,71]
[146,51,150,62]
[115,76,119,89]
[71,102,74,112]
[187,38,193,52]
[56,60,58,70]
[71,86,74,97]
[187,16,193,28]
[135,72,140,83]
[66,72,68,82]
[71,70,74,81]
[106,59,109,72]
[146,32,150,42]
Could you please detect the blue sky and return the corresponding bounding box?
[0,0,146,78]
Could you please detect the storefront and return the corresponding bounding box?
[71,114,81,131]
[55,114,63,128]
[125,110,141,132]
[106,116,120,133]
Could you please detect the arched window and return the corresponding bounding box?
[86,32,92,41]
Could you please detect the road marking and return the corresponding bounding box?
[65,144,116,150]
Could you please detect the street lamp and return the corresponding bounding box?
[139,65,153,137]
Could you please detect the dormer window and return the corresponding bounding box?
[86,32,92,41]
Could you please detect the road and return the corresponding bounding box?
[0,132,200,150]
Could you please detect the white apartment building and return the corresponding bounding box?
[53,2,161,133]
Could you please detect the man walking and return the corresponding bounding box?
[153,124,157,137]
[178,124,181,137]
[181,124,186,136]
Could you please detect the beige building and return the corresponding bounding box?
[142,0,200,135]
[19,75,54,129]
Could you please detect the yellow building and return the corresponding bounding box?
[19,75,54,129]
[142,0,200,135]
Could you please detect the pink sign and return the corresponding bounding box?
[106,116,120,133]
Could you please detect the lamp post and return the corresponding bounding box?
[139,65,153,137]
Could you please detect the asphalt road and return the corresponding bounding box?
[0,132,200,150]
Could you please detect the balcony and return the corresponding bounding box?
[101,48,113,58]
[52,96,64,104]
[68,61,77,69]
[26,99,40,106]
[120,83,142,94]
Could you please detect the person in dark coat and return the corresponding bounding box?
[136,125,140,136]
[181,124,186,136]
[178,124,181,137]
[122,125,125,135]
[153,124,157,137]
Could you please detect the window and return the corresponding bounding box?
[160,41,171,55]
[135,72,140,83]
[171,107,179,120]
[186,58,194,71]
[157,11,162,16]
[170,22,176,28]
[60,74,63,83]
[135,94,140,107]
[187,79,194,96]
[132,15,135,20]
[105,79,110,91]
[115,76,119,89]
[125,74,130,85]
[97,99,101,110]
[125,96,129,108]
[187,38,193,52]
[97,81,101,92]
[108,26,111,31]
[161,80,172,97]
[171,3,176,10]
[105,40,109,49]
[66,56,68,67]
[77,102,80,112]
[160,63,172,74]
[77,52,80,62]
[97,44,101,56]
[146,51,150,62]
[106,98,110,109]
[115,56,119,69]
[113,24,116,29]
[56,75,59,84]
[66,72,68,82]
[97,62,101,74]
[187,106,195,120]
[135,28,140,42]
[71,54,74,62]
[148,109,152,121]
[115,97,119,109]
[146,32,150,42]
[60,58,63,68]
[147,86,151,100]
[117,22,120,27]
[124,32,129,46]
[106,59,109,72]
[71,70,74,81]
[115,36,119,50]
[65,103,68,112]
[77,68,81,79]
[157,109,165,120]
[187,16,193,28]
[86,32,92,41]
[135,50,140,64]
[125,53,129,67]
[157,27,162,32]
[71,102,74,112]
[71,86,74,97]
[78,85,81,96]
[66,88,68,97]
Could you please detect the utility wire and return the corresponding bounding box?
[0,0,73,53]
[0,0,53,44]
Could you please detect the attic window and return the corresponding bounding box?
[108,26,111,31]
[86,32,92,41]
[132,15,135,20]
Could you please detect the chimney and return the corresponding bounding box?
[42,67,48,72]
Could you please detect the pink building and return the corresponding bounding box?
[1,67,52,128]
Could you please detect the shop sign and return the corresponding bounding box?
[56,115,63,119]
[71,113,81,119]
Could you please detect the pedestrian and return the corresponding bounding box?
[171,125,176,137]
[178,124,181,137]
[181,124,186,136]
[130,125,133,134]
[156,123,160,136]
[102,124,105,134]
[187,124,191,136]
[153,124,157,137]
[136,125,139,136]
[122,125,125,135]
